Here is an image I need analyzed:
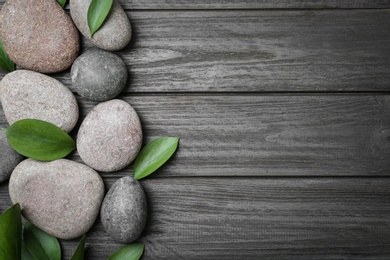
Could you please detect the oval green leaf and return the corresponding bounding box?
[57,0,66,8]
[87,0,113,37]
[108,243,144,260]
[0,204,22,260]
[70,235,86,260]
[3,119,76,161]
[23,221,61,260]
[133,137,180,180]
[0,39,15,72]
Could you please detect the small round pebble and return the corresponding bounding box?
[71,49,128,101]
[0,131,23,183]
[9,159,104,239]
[70,0,131,51]
[101,176,147,243]
[0,0,79,73]
[77,99,142,172]
[0,70,79,133]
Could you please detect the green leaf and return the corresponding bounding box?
[87,0,113,37]
[133,137,180,180]
[21,240,33,260]
[0,39,15,72]
[3,119,76,161]
[108,243,144,260]
[70,235,86,260]
[23,221,61,260]
[57,0,66,8]
[0,204,22,260]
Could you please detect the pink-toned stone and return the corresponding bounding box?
[0,0,79,73]
[9,159,104,239]
[77,99,142,172]
[0,70,79,133]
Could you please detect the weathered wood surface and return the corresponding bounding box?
[71,10,390,92]
[77,95,390,177]
[91,0,390,9]
[2,177,390,259]
[1,1,390,259]
[120,9,389,92]
[119,0,390,9]
[1,10,389,93]
[3,94,390,177]
[2,0,390,9]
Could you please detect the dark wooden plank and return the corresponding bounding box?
[139,177,390,259]
[1,10,389,92]
[117,0,390,9]
[38,10,389,93]
[3,94,388,177]
[2,177,390,259]
[1,0,389,9]
[91,94,390,177]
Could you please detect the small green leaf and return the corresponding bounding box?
[108,243,144,260]
[0,39,15,72]
[70,235,86,260]
[0,204,22,260]
[134,137,180,180]
[87,0,113,37]
[3,119,76,161]
[57,0,66,8]
[23,221,61,260]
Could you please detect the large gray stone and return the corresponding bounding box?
[0,131,23,183]
[77,99,142,172]
[0,0,79,73]
[0,70,79,133]
[70,0,131,51]
[100,176,147,243]
[9,159,104,239]
[70,49,128,101]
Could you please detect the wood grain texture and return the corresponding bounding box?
[116,0,390,9]
[0,0,388,9]
[1,10,389,93]
[38,9,389,93]
[1,1,390,259]
[3,94,389,177]
[75,94,390,177]
[2,177,390,259]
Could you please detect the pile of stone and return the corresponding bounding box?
[0,0,147,244]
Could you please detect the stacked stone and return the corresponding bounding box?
[0,0,147,243]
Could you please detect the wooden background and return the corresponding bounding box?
[1,0,390,259]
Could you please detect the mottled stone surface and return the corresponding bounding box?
[100,176,147,243]
[70,49,128,101]
[0,131,23,183]
[0,70,79,133]
[9,159,104,239]
[77,99,142,172]
[70,0,131,51]
[0,0,79,73]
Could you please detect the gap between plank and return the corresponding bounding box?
[100,173,390,180]
[117,91,390,97]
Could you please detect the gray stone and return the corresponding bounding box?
[77,99,142,172]
[0,0,79,73]
[70,49,128,101]
[0,70,79,133]
[100,176,147,243]
[0,131,23,183]
[70,0,131,51]
[9,159,104,239]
